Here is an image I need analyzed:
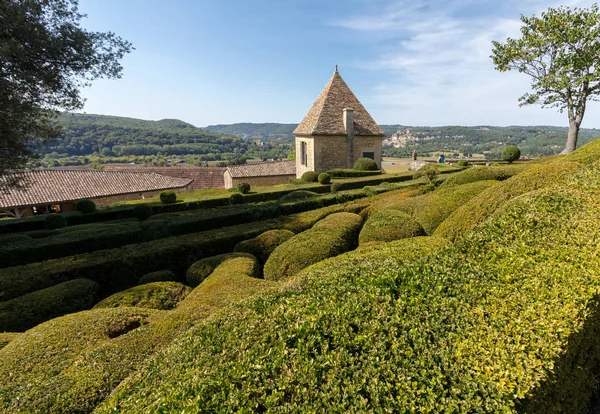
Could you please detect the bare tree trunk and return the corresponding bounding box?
[561,121,580,154]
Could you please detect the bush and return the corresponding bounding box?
[457,159,469,167]
[264,212,363,281]
[0,234,31,245]
[229,193,244,205]
[44,214,68,230]
[353,157,379,171]
[502,146,521,163]
[93,282,191,310]
[278,190,319,203]
[359,210,425,244]
[159,191,177,204]
[327,169,382,178]
[301,171,319,183]
[438,165,525,189]
[318,172,331,184]
[133,205,153,221]
[233,229,295,264]
[0,332,18,350]
[186,252,259,288]
[412,164,439,183]
[330,182,342,193]
[138,270,177,285]
[76,199,97,214]
[236,182,251,194]
[0,278,99,332]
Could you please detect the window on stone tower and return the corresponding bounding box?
[300,142,307,166]
[362,152,375,160]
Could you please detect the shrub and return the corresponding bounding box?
[330,182,342,193]
[358,210,425,244]
[236,182,251,194]
[159,191,177,204]
[438,165,525,189]
[0,278,99,332]
[0,332,18,350]
[318,172,331,184]
[563,138,600,166]
[44,214,68,230]
[186,252,259,288]
[353,157,379,171]
[138,270,177,285]
[278,190,319,203]
[264,212,363,281]
[229,193,244,205]
[457,159,469,167]
[93,282,191,310]
[76,199,97,214]
[0,234,31,245]
[412,164,439,183]
[327,169,381,178]
[233,229,295,264]
[301,171,319,183]
[133,205,153,221]
[502,145,521,163]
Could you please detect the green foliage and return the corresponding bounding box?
[0,279,98,332]
[186,252,258,288]
[330,182,342,193]
[229,193,244,205]
[457,159,469,167]
[159,190,177,204]
[301,171,319,182]
[233,229,295,264]
[44,214,67,230]
[133,205,153,221]
[439,165,524,189]
[318,172,331,184]
[0,234,31,245]
[264,212,363,281]
[353,157,379,171]
[138,270,176,285]
[562,138,600,166]
[502,146,521,163]
[0,333,19,350]
[278,190,319,203]
[413,164,440,183]
[93,282,191,310]
[237,182,251,194]
[76,199,97,214]
[327,169,382,178]
[359,210,425,245]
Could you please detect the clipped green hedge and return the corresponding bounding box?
[327,169,382,178]
[353,157,379,171]
[438,165,525,189]
[264,212,363,281]
[0,256,274,414]
[138,270,177,285]
[0,278,99,332]
[0,333,19,350]
[278,190,319,203]
[233,229,295,264]
[434,161,582,241]
[359,210,425,244]
[93,282,191,310]
[186,252,259,288]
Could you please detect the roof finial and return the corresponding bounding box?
[335,64,338,73]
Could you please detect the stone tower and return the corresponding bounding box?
[293,66,384,178]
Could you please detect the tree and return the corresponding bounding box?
[1,0,132,184]
[491,4,600,154]
[501,146,521,163]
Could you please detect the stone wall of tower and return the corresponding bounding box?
[354,136,383,168]
[295,137,316,178]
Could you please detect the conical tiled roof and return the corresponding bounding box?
[294,68,384,136]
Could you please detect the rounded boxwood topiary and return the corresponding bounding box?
[44,214,68,230]
[236,182,251,194]
[318,172,331,184]
[186,252,258,288]
[229,193,244,205]
[502,146,521,163]
[93,282,191,311]
[353,157,379,171]
[278,190,319,203]
[75,199,96,214]
[457,159,469,167]
[160,190,177,204]
[138,270,177,285]
[301,171,319,182]
[330,182,343,193]
[358,210,426,244]
[234,229,295,264]
[133,204,153,221]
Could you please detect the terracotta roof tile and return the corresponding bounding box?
[0,169,192,209]
[104,166,225,190]
[226,161,296,178]
[294,69,384,136]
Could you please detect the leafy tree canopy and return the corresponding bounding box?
[491,4,600,153]
[0,0,132,180]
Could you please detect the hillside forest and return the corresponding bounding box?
[34,113,600,168]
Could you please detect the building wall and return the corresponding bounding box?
[314,135,350,173]
[354,135,383,168]
[230,175,296,189]
[224,171,233,189]
[295,137,316,178]
[88,185,191,207]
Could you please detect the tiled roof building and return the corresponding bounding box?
[294,66,384,177]
[104,165,225,190]
[223,161,296,189]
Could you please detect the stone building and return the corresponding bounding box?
[223,160,296,189]
[104,165,226,191]
[294,66,384,178]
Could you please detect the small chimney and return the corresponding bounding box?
[344,108,354,168]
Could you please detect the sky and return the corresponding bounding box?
[77,0,600,128]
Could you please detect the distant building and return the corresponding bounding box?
[0,169,192,218]
[104,165,226,191]
[293,66,384,177]
[223,160,296,189]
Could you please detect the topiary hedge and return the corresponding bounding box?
[160,190,177,204]
[278,190,319,203]
[133,204,153,221]
[138,270,177,285]
[301,171,319,183]
[229,193,244,205]
[233,229,295,264]
[0,278,99,332]
[44,214,68,230]
[501,145,521,163]
[318,172,331,184]
[264,212,363,281]
[358,210,425,244]
[438,165,525,189]
[186,252,259,288]
[353,157,379,171]
[327,169,382,178]
[93,282,191,310]
[76,199,97,214]
[236,182,251,194]
[0,332,19,350]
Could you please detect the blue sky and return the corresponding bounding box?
[78,0,600,128]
